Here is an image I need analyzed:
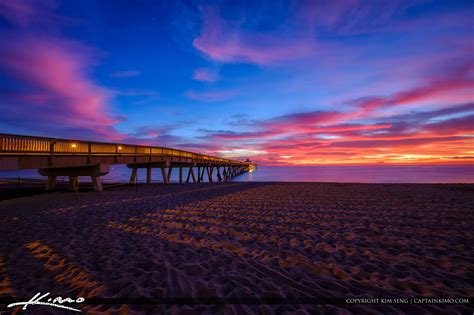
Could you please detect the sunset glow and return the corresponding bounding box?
[0,0,472,165]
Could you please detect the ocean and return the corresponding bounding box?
[0,165,473,184]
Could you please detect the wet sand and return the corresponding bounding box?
[0,182,472,314]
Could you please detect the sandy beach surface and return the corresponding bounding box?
[0,182,472,314]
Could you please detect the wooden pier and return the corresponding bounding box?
[0,134,255,191]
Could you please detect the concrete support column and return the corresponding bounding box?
[146,167,152,184]
[179,167,183,184]
[39,164,109,192]
[160,168,168,184]
[69,176,78,191]
[186,167,191,183]
[167,167,173,183]
[216,166,222,182]
[127,162,169,184]
[207,166,213,182]
[190,167,196,183]
[130,168,137,184]
[197,166,201,183]
[91,176,103,191]
[46,176,57,191]
[199,167,205,182]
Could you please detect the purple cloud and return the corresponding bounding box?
[0,0,124,140]
[110,70,141,78]
[193,6,314,65]
[192,68,219,82]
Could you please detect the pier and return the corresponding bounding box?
[0,134,255,191]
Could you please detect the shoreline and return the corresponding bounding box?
[0,179,473,202]
[1,179,473,201]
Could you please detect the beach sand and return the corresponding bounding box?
[0,182,472,314]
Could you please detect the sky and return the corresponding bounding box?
[0,0,472,165]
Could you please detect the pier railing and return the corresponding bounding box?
[0,133,246,165]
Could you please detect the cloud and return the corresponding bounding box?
[347,61,474,118]
[422,114,474,134]
[110,70,141,78]
[175,142,224,153]
[200,101,474,164]
[0,0,124,140]
[328,136,469,148]
[218,149,267,158]
[0,36,122,140]
[0,0,75,29]
[193,6,314,65]
[210,68,472,138]
[116,89,159,97]
[225,114,257,126]
[186,89,239,102]
[295,0,418,35]
[192,68,219,82]
[201,111,395,141]
[191,1,426,66]
[128,126,175,139]
[385,103,474,124]
[204,130,278,140]
[262,111,343,131]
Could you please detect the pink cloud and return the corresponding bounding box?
[200,98,473,165]
[199,64,473,148]
[192,68,219,82]
[191,2,425,66]
[328,136,469,149]
[346,62,474,120]
[206,123,392,141]
[263,111,342,130]
[202,64,473,141]
[0,37,119,135]
[0,0,124,140]
[193,6,314,65]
